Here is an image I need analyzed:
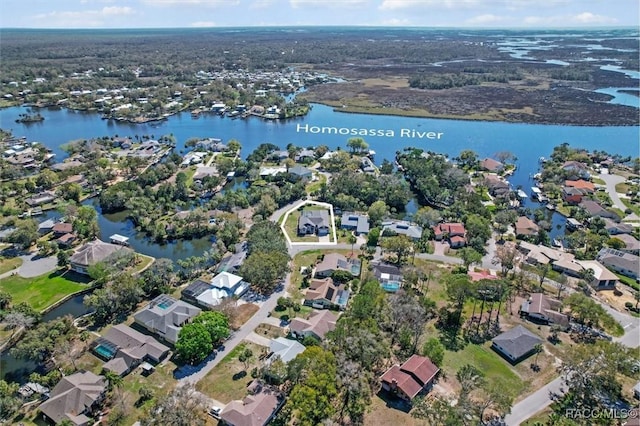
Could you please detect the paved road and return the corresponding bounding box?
[0,252,58,279]
[598,172,626,211]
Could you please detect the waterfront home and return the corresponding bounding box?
[492,325,543,364]
[565,179,595,193]
[480,158,504,173]
[484,174,510,197]
[562,186,585,204]
[303,277,350,310]
[55,232,78,248]
[133,295,201,344]
[195,138,226,152]
[315,253,361,278]
[565,218,583,231]
[289,309,338,341]
[294,149,315,163]
[520,293,569,327]
[298,210,330,236]
[381,219,423,240]
[380,355,440,402]
[287,165,312,181]
[579,200,620,221]
[93,324,169,377]
[39,370,107,426]
[220,385,283,426]
[259,166,287,177]
[216,242,248,274]
[267,337,305,364]
[38,218,57,234]
[340,212,370,235]
[603,218,633,235]
[269,150,289,161]
[52,222,73,237]
[193,166,218,181]
[69,240,133,275]
[26,191,56,207]
[193,272,250,309]
[561,161,591,180]
[597,248,639,280]
[515,216,539,237]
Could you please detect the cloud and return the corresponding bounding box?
[465,14,509,25]
[290,0,367,9]
[141,0,238,6]
[523,11,618,26]
[381,18,412,26]
[249,0,274,9]
[33,6,134,27]
[190,21,216,27]
[379,0,479,10]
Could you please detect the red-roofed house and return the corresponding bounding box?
[52,222,73,237]
[380,354,439,401]
[565,179,595,193]
[433,222,467,248]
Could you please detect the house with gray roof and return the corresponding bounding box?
[133,295,201,344]
[597,248,640,279]
[288,165,312,181]
[492,325,543,364]
[603,218,633,235]
[289,309,338,341]
[26,191,56,207]
[381,219,423,240]
[340,212,370,235]
[613,234,640,254]
[298,210,330,236]
[216,242,248,274]
[93,324,169,377]
[315,253,361,278]
[39,370,107,426]
[268,337,305,364]
[579,199,620,221]
[294,149,315,163]
[69,240,133,275]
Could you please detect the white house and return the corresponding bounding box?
[195,272,250,308]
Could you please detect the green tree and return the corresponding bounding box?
[0,380,21,421]
[366,227,380,247]
[459,247,482,270]
[227,139,241,153]
[191,311,230,345]
[413,206,442,228]
[422,338,445,367]
[238,348,253,371]
[141,384,207,426]
[367,200,388,226]
[240,251,290,294]
[381,235,414,264]
[346,137,368,154]
[175,323,213,365]
[73,205,99,239]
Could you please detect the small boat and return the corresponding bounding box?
[546,203,556,211]
[531,187,542,199]
[517,189,528,199]
[552,238,563,248]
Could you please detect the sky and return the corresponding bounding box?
[0,0,638,29]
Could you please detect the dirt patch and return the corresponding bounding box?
[596,288,638,313]
[229,303,259,329]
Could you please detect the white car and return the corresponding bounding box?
[209,406,222,419]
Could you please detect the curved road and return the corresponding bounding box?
[598,172,627,211]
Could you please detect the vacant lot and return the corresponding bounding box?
[0,256,22,274]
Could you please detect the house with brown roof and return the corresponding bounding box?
[52,222,73,237]
[38,371,107,426]
[520,293,569,327]
[480,158,504,173]
[219,386,283,426]
[515,216,539,237]
[484,174,510,197]
[69,240,133,275]
[565,179,595,193]
[579,200,620,221]
[303,277,350,310]
[55,233,78,248]
[562,186,584,204]
[315,253,361,278]
[380,354,440,401]
[433,222,467,248]
[289,310,338,341]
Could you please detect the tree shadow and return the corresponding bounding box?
[232,370,247,381]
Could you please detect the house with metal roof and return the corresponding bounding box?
[381,219,423,240]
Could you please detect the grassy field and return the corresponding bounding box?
[133,254,155,274]
[0,269,92,312]
[305,172,326,194]
[283,210,320,243]
[195,341,267,403]
[270,304,313,320]
[0,256,22,274]
[442,342,524,396]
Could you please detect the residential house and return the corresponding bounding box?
[372,262,403,292]
[515,216,539,237]
[491,325,543,364]
[484,174,510,197]
[192,166,218,181]
[219,387,283,426]
[194,272,250,309]
[304,277,350,310]
[562,186,585,204]
[216,242,248,274]
[381,219,423,240]
[39,371,107,426]
[26,191,56,207]
[565,218,583,231]
[432,222,466,248]
[196,138,226,152]
[51,160,83,171]
[480,158,504,173]
[38,218,57,234]
[517,241,575,267]
[577,259,619,290]
[93,324,169,376]
[315,253,361,278]
[133,295,201,344]
[259,166,287,177]
[55,233,77,248]
[289,310,338,341]
[340,212,370,235]
[294,149,315,163]
[613,234,640,254]
[603,218,633,235]
[269,150,289,161]
[597,248,639,280]
[61,174,88,188]
[579,199,620,221]
[298,210,330,236]
[360,157,376,173]
[267,337,305,364]
[520,293,569,327]
[380,355,440,401]
[69,240,132,275]
[181,279,213,306]
[288,165,312,181]
[561,161,591,180]
[565,179,595,193]
[52,222,73,237]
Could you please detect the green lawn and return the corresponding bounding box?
[621,198,640,216]
[0,269,92,312]
[305,172,326,194]
[442,342,524,396]
[617,273,640,291]
[0,257,22,274]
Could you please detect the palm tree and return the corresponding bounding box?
[104,370,123,392]
[532,343,543,371]
[348,233,357,257]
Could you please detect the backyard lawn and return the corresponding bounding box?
[0,269,92,312]
[195,341,267,403]
[0,256,22,274]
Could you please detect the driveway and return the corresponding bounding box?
[598,173,627,211]
[0,252,58,279]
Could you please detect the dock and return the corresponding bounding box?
[109,234,130,246]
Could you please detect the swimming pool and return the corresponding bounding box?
[94,344,116,359]
[381,281,400,292]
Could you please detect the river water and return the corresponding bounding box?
[1,76,638,381]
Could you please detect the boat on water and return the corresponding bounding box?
[517,189,528,199]
[546,203,556,211]
[531,187,542,199]
[552,238,563,248]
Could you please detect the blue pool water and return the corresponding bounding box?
[381,281,401,292]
